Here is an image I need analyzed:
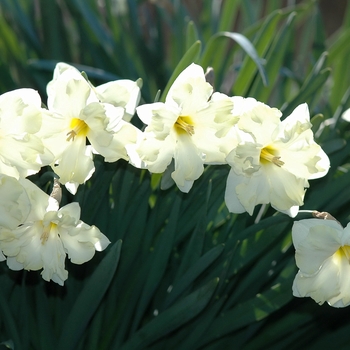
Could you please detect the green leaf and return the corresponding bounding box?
[321,138,346,155]
[120,278,219,350]
[218,0,241,32]
[233,10,285,96]
[281,52,331,116]
[70,0,116,55]
[0,290,22,349]
[199,261,295,346]
[163,244,224,308]
[130,195,182,333]
[185,21,199,51]
[248,12,296,102]
[57,240,122,350]
[200,31,267,87]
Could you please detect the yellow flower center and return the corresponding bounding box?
[40,222,57,244]
[260,145,284,167]
[336,245,350,262]
[175,116,195,136]
[66,118,88,141]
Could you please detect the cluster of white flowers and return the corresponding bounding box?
[290,107,350,308]
[0,60,344,307]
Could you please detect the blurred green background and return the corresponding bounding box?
[0,0,350,349]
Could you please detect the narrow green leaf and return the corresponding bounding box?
[0,290,22,349]
[185,21,199,51]
[121,278,219,350]
[201,32,267,86]
[199,261,295,346]
[249,12,296,102]
[70,0,116,55]
[218,0,241,31]
[321,138,346,155]
[57,240,122,350]
[35,286,56,350]
[130,195,181,333]
[163,244,224,308]
[281,54,331,117]
[233,10,284,95]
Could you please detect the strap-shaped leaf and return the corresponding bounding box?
[121,278,219,350]
[200,31,268,87]
[198,261,295,347]
[57,240,122,350]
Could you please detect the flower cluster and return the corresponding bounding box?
[0,61,335,297]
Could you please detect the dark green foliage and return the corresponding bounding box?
[0,1,350,349]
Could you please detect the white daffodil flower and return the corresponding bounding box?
[49,62,142,121]
[224,102,330,217]
[0,179,110,285]
[39,64,142,194]
[292,218,350,308]
[133,63,235,192]
[0,89,53,178]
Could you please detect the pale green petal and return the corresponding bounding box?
[0,133,53,178]
[0,175,31,229]
[263,163,306,211]
[40,224,68,285]
[96,79,142,120]
[137,103,179,139]
[98,121,142,163]
[57,202,81,222]
[53,137,95,194]
[59,221,110,264]
[235,172,271,215]
[48,73,95,118]
[19,178,52,221]
[83,102,114,148]
[1,222,44,269]
[341,108,350,122]
[293,245,350,307]
[0,88,42,134]
[224,169,248,214]
[292,259,341,306]
[171,133,204,193]
[292,219,343,275]
[167,64,212,115]
[137,136,174,173]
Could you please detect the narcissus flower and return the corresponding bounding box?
[49,62,142,122]
[292,218,350,308]
[224,102,330,217]
[39,63,142,194]
[0,179,110,285]
[133,63,235,192]
[0,89,53,178]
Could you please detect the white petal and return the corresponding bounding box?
[171,133,204,192]
[0,88,42,134]
[100,121,142,163]
[53,137,95,194]
[0,175,31,229]
[96,78,142,120]
[166,64,213,114]
[224,169,248,214]
[341,108,350,122]
[59,222,110,264]
[292,219,343,275]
